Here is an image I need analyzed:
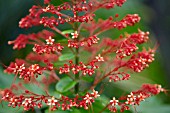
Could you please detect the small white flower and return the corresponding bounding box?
[84,94,93,103]
[71,31,78,39]
[22,98,32,106]
[91,89,100,98]
[157,85,164,92]
[110,97,119,106]
[46,36,55,45]
[125,98,134,105]
[47,97,58,106]
[42,5,50,12]
[138,93,145,101]
[127,92,136,100]
[29,64,39,71]
[95,54,104,62]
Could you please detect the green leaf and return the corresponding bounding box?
[23,83,46,95]
[70,109,81,113]
[62,30,74,35]
[50,91,61,99]
[51,0,70,6]
[0,67,15,88]
[45,109,70,113]
[82,76,94,82]
[97,96,109,106]
[54,61,66,67]
[59,53,75,61]
[57,39,68,43]
[56,77,77,93]
[45,109,86,113]
[0,102,23,113]
[134,97,170,113]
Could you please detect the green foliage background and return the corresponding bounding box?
[0,0,170,113]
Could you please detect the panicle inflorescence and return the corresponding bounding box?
[8,30,55,50]
[126,49,155,72]
[108,84,165,112]
[1,0,165,112]
[116,30,149,58]
[59,54,104,75]
[1,87,100,111]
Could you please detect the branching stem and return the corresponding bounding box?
[74,14,79,94]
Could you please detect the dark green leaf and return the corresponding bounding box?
[56,77,77,93]
[82,76,93,82]
[51,0,70,6]
[57,39,68,43]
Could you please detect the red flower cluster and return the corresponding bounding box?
[5,61,44,81]
[19,0,127,29]
[1,0,165,112]
[126,49,155,72]
[108,84,165,112]
[109,72,130,82]
[33,43,63,55]
[8,30,55,49]
[84,14,140,36]
[59,54,104,76]
[116,30,149,58]
[2,88,100,111]
[68,35,100,48]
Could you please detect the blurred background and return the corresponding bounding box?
[0,0,170,113]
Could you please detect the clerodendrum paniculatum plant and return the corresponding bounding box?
[1,0,166,112]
